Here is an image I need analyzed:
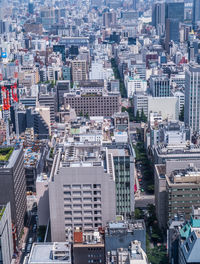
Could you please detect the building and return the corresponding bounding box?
[28,243,71,264]
[185,64,200,133]
[193,0,200,27]
[49,145,116,242]
[36,173,49,227]
[64,91,121,117]
[103,12,116,28]
[105,144,135,217]
[150,75,170,97]
[152,2,165,36]
[0,203,13,264]
[125,76,147,98]
[166,167,200,222]
[0,146,26,242]
[165,18,180,52]
[106,240,148,264]
[71,60,88,82]
[73,229,105,264]
[105,220,146,253]
[38,92,57,124]
[57,80,70,110]
[165,2,184,22]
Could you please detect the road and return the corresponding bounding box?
[135,195,155,208]
[20,210,38,264]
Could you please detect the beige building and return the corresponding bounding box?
[71,60,88,82]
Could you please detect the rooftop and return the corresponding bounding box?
[0,147,14,162]
[28,243,71,264]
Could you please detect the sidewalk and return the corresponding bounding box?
[14,227,29,264]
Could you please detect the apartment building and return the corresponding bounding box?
[49,144,116,242]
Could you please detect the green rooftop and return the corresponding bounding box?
[0,147,14,162]
[0,206,5,220]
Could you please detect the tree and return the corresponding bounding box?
[136,110,140,122]
[141,108,147,122]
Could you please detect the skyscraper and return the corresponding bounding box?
[185,64,200,132]
[152,2,166,35]
[150,75,170,97]
[165,18,180,52]
[165,2,184,22]
[193,0,200,27]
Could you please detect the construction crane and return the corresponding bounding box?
[1,86,11,145]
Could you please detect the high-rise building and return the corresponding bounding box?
[71,60,88,82]
[150,75,170,97]
[103,12,116,28]
[49,145,116,242]
[0,146,26,242]
[165,2,184,22]
[152,2,166,35]
[28,1,34,14]
[105,144,135,218]
[185,64,200,132]
[0,203,13,264]
[165,18,180,52]
[192,0,200,27]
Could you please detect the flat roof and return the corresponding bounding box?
[29,243,71,264]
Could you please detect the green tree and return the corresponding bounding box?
[136,110,140,122]
[141,108,147,122]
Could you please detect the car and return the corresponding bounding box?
[26,244,32,253]
[28,237,33,244]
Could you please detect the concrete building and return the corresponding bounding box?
[103,12,116,28]
[64,91,121,117]
[38,92,57,123]
[49,144,116,242]
[36,173,49,226]
[105,220,146,253]
[73,229,105,264]
[105,144,135,217]
[185,64,200,133]
[133,93,179,121]
[0,203,13,264]
[125,76,147,98]
[0,146,26,242]
[150,75,170,97]
[106,240,148,264]
[71,60,88,82]
[57,80,70,110]
[28,243,71,264]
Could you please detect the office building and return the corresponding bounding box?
[0,146,26,242]
[165,18,180,52]
[150,75,170,97]
[71,60,88,82]
[152,2,165,35]
[166,167,200,222]
[166,2,184,22]
[73,229,105,264]
[105,220,146,253]
[185,64,200,133]
[49,144,116,242]
[64,91,121,117]
[193,0,200,27]
[28,243,71,264]
[0,203,13,264]
[105,144,135,217]
[103,12,116,28]
[38,92,57,123]
[57,81,70,110]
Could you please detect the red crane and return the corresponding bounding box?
[1,86,10,110]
